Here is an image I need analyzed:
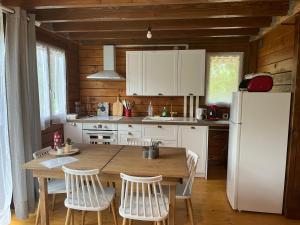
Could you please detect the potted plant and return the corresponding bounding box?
[149,141,161,159]
[64,138,72,153]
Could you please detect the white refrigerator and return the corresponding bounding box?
[226,92,291,214]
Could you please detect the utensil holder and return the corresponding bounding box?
[125,109,132,117]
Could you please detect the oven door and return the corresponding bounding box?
[82,130,117,145]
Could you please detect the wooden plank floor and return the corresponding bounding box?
[10,167,300,225]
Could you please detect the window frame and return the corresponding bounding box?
[205,52,244,106]
[36,41,67,128]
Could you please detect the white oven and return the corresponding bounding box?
[82,123,118,145]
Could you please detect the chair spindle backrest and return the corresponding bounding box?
[127,138,152,146]
[33,146,52,159]
[62,166,109,209]
[183,150,199,196]
[120,173,168,219]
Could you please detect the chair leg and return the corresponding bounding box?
[111,199,118,225]
[97,211,102,225]
[71,210,75,225]
[185,199,189,216]
[65,208,71,225]
[81,211,86,225]
[163,219,166,225]
[157,222,162,225]
[51,194,56,211]
[187,199,195,225]
[122,218,127,225]
[35,199,41,225]
[128,219,132,225]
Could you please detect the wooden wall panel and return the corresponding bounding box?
[79,42,250,116]
[41,124,64,148]
[256,25,295,92]
[284,15,300,219]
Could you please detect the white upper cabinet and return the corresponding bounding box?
[126,49,206,96]
[178,50,206,96]
[126,51,143,96]
[143,50,178,96]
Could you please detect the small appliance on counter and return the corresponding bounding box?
[196,108,207,120]
[97,102,109,116]
[66,113,78,120]
[239,73,273,92]
[207,105,219,120]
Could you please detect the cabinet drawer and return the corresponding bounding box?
[118,124,142,132]
[153,139,177,148]
[118,131,142,145]
[82,123,117,130]
[142,124,178,140]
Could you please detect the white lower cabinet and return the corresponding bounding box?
[118,124,142,145]
[142,124,178,140]
[64,122,83,143]
[63,122,208,177]
[178,126,208,178]
[118,131,142,145]
[142,124,178,147]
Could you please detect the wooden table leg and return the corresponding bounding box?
[168,185,176,225]
[39,177,49,225]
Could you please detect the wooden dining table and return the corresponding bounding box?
[23,144,189,225]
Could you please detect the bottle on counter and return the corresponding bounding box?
[162,106,168,117]
[148,101,153,116]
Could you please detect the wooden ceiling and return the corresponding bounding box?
[3,0,291,45]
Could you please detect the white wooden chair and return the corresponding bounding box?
[175,150,199,225]
[127,137,152,146]
[33,147,66,225]
[62,166,118,225]
[119,173,169,225]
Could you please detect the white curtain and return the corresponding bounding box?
[5,8,41,219]
[36,44,51,130]
[49,47,67,124]
[36,44,66,127]
[0,10,13,225]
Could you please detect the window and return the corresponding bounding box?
[206,52,243,105]
[36,43,66,130]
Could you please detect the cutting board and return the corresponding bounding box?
[112,96,123,116]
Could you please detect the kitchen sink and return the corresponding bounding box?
[142,116,198,123]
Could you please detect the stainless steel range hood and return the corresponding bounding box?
[86,45,125,80]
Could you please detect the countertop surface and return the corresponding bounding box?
[68,116,229,127]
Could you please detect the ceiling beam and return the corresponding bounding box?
[79,36,250,45]
[33,2,289,23]
[68,28,259,40]
[3,0,289,10]
[52,17,272,33]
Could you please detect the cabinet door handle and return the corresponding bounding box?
[189,93,194,96]
[133,93,138,96]
[71,123,76,126]
[128,124,132,128]
[191,126,196,129]
[158,93,163,96]
[158,125,162,128]
[128,132,133,135]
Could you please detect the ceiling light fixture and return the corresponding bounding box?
[146,26,152,39]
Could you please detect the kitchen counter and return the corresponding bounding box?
[67,116,229,127]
